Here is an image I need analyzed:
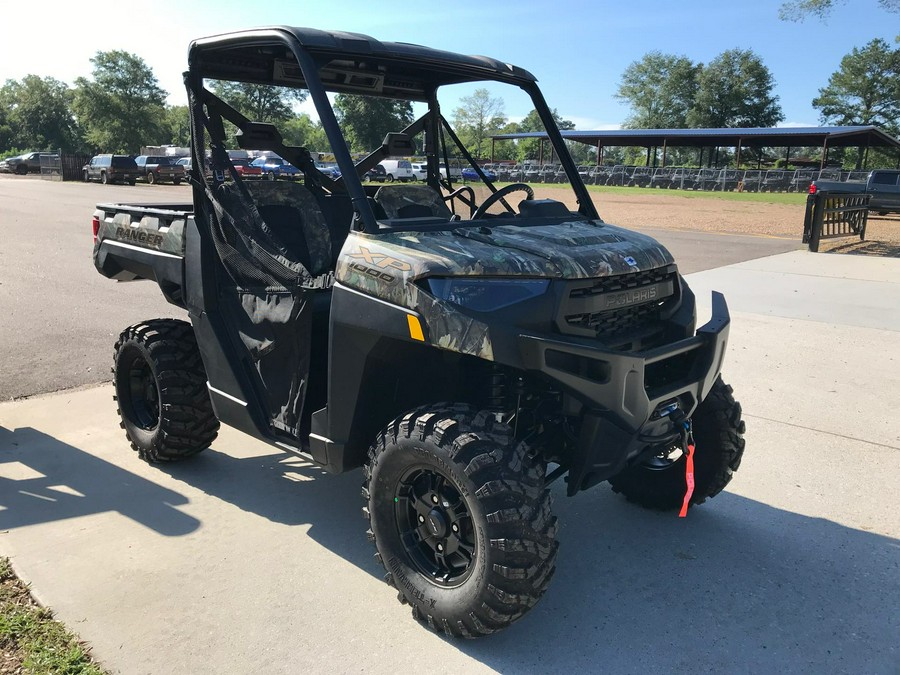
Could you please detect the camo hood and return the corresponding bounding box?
[337,219,674,292]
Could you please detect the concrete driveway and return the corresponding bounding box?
[1,250,897,673]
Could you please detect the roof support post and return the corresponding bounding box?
[698,147,703,168]
[662,139,668,167]
[714,146,719,167]
[863,138,870,169]
[785,146,791,167]
[646,146,651,166]
[539,138,544,165]
[595,143,601,165]
[736,139,742,168]
[820,137,828,170]
[491,137,495,163]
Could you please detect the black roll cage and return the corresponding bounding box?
[186,26,598,233]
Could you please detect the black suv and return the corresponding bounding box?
[135,155,184,185]
[83,155,141,185]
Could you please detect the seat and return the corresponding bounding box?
[373,184,452,220]
[244,181,332,278]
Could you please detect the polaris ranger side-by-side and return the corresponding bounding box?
[92,27,745,637]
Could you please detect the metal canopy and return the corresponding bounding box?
[492,126,900,150]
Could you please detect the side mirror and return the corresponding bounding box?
[383,132,414,157]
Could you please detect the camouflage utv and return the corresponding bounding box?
[93,26,745,638]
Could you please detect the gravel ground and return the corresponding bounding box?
[521,185,900,245]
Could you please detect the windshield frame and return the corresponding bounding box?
[187,27,597,233]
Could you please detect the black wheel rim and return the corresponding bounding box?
[123,353,160,430]
[642,443,685,471]
[395,467,476,587]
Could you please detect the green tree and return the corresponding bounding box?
[0,104,13,153]
[164,105,191,147]
[73,51,167,153]
[0,75,81,151]
[333,95,413,152]
[813,38,900,168]
[281,114,330,152]
[209,82,307,124]
[779,0,899,21]
[452,88,506,159]
[813,39,900,133]
[515,108,574,162]
[687,49,784,128]
[615,52,700,128]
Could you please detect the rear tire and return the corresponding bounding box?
[100,171,108,185]
[15,164,27,175]
[608,377,745,510]
[113,319,219,463]
[174,178,182,186]
[365,405,558,637]
[147,171,157,185]
[82,170,89,182]
[386,174,395,183]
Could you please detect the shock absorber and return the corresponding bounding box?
[486,368,507,412]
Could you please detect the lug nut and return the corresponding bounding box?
[418,514,425,523]
[431,495,439,504]
[451,523,459,533]
[436,543,444,552]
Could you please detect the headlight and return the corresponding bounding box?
[426,278,550,312]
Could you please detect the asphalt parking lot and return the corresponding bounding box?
[3,174,896,673]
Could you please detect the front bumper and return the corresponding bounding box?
[520,291,730,495]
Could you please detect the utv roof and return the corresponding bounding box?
[188,26,537,94]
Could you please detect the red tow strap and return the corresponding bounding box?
[678,442,695,518]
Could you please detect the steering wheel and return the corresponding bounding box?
[472,183,534,220]
[443,185,477,217]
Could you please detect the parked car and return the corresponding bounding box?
[315,162,341,179]
[363,164,387,182]
[135,155,185,185]
[251,155,301,180]
[380,159,414,182]
[0,151,58,175]
[461,166,497,182]
[233,159,263,179]
[82,155,141,185]
[811,169,900,215]
[410,162,427,181]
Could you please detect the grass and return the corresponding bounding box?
[0,558,105,675]
[488,181,808,206]
[582,184,808,205]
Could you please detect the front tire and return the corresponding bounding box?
[365,405,558,638]
[113,319,219,463]
[608,377,745,510]
[147,171,157,185]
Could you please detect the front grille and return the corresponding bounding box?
[567,299,664,336]
[560,265,678,342]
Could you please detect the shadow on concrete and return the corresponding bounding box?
[821,238,900,258]
[0,426,199,536]
[155,448,374,572]
[157,445,898,671]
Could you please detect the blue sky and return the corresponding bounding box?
[2,0,898,129]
